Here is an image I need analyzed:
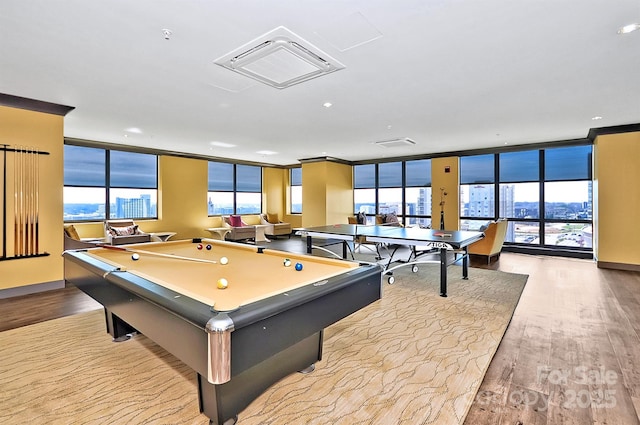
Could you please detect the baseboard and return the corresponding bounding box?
[0,280,65,299]
[597,261,640,272]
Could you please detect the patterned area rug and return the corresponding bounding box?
[0,265,527,425]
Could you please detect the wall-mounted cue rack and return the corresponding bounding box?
[1,144,50,261]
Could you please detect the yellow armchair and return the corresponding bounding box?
[468,219,508,263]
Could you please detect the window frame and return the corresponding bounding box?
[63,143,158,222]
[207,161,262,216]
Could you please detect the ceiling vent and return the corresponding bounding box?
[374,138,416,148]
[213,26,345,89]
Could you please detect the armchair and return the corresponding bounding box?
[348,215,381,258]
[468,219,508,263]
[223,215,256,242]
[63,225,102,250]
[260,213,291,239]
[104,220,151,245]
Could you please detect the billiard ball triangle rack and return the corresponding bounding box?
[0,144,50,261]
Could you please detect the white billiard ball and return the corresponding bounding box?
[219,256,229,265]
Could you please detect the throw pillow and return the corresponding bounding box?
[229,215,243,227]
[267,213,279,224]
[385,212,400,226]
[109,225,139,236]
[64,225,81,240]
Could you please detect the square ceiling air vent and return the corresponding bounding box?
[213,26,345,89]
[374,138,416,148]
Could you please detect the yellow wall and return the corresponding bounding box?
[301,160,352,227]
[0,106,65,290]
[3,96,636,292]
[263,167,286,219]
[431,157,460,230]
[594,131,640,267]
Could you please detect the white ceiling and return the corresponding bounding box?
[1,0,639,166]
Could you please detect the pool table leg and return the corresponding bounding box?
[105,309,136,341]
[198,332,322,425]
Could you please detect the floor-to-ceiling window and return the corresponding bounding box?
[207,161,262,215]
[353,159,432,226]
[459,143,593,253]
[63,144,158,221]
[290,167,302,214]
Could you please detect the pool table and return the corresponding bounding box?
[63,238,382,425]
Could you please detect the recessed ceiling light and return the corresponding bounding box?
[126,127,143,134]
[256,150,278,155]
[209,141,235,148]
[618,23,640,34]
[592,116,603,120]
[323,102,332,108]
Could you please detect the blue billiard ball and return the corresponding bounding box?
[295,262,303,271]
[206,244,212,250]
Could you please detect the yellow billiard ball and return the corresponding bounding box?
[217,278,228,289]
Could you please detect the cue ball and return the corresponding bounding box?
[217,278,228,289]
[295,262,303,271]
[219,256,229,265]
[206,244,212,250]
[283,259,291,267]
[197,244,203,250]
[131,253,140,261]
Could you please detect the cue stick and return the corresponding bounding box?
[2,144,6,258]
[21,146,26,256]
[29,148,35,255]
[16,146,23,256]
[13,146,17,256]
[34,149,39,254]
[25,147,31,255]
[98,244,218,264]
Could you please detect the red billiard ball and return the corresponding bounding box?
[197,244,203,250]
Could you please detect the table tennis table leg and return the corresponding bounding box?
[462,247,469,280]
[306,235,313,254]
[439,248,447,297]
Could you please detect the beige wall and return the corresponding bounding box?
[431,157,460,230]
[0,106,65,290]
[594,131,640,268]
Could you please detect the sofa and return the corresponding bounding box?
[468,219,508,263]
[103,220,152,245]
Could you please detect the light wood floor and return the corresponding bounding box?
[2,239,640,424]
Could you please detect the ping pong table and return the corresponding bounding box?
[299,224,484,297]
